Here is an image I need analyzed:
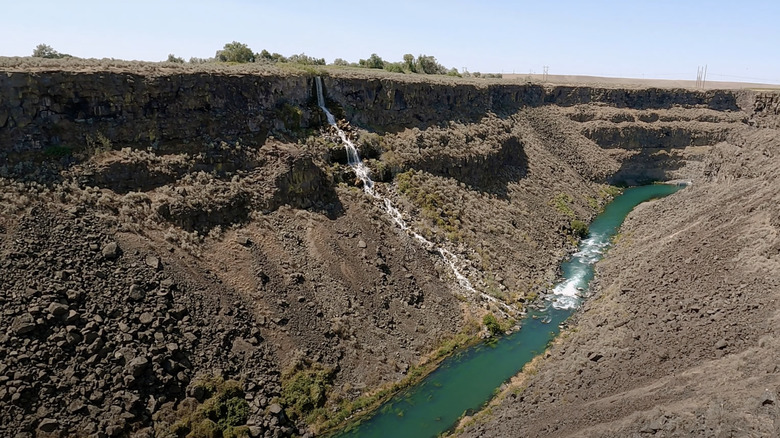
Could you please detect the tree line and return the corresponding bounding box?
[30,42,502,79]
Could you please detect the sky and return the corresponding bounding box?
[2,0,780,84]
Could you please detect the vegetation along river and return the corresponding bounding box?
[333,183,684,438]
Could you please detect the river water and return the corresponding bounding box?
[332,183,683,438]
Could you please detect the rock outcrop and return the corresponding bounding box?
[1,64,779,438]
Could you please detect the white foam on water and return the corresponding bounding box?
[549,232,609,310]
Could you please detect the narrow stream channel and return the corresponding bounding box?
[332,183,684,438]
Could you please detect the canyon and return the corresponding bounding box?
[1,62,778,437]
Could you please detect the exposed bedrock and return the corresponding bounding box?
[2,67,780,437]
[0,70,750,158]
[582,123,729,150]
[455,126,780,438]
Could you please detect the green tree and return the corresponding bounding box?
[287,53,326,65]
[166,53,184,63]
[416,54,447,74]
[402,53,417,72]
[215,41,255,63]
[32,43,65,59]
[359,53,385,69]
[332,58,349,66]
[483,313,502,337]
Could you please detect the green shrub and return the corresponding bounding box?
[483,313,502,337]
[570,219,588,238]
[43,145,71,159]
[550,192,575,218]
[384,62,405,73]
[599,185,622,199]
[167,54,185,63]
[281,364,335,421]
[287,53,326,65]
[395,170,463,242]
[278,103,303,130]
[216,41,255,63]
[188,419,220,438]
[166,376,250,438]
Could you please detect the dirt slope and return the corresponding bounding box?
[455,123,780,437]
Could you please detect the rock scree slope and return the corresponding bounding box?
[0,63,777,437]
[455,107,780,436]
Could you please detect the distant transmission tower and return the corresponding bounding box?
[695,65,708,89]
[543,65,549,82]
[703,64,707,88]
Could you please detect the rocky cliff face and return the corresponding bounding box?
[1,66,777,438]
[456,108,780,438]
[0,70,747,158]
[0,71,314,155]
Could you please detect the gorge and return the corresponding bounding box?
[0,62,778,437]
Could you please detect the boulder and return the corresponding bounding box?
[126,357,150,377]
[102,242,119,259]
[11,314,36,335]
[145,255,161,270]
[128,284,145,301]
[268,403,283,415]
[37,418,58,433]
[46,302,69,318]
[139,312,154,325]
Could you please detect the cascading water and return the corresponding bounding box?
[333,183,685,438]
[314,77,514,315]
[547,183,687,310]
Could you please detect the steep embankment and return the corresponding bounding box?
[456,111,780,435]
[0,65,772,437]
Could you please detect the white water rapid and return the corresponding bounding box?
[314,77,515,316]
[548,235,609,310]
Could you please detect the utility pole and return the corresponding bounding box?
[696,66,702,89]
[703,64,707,89]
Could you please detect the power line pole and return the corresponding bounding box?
[696,66,701,89]
[703,64,707,89]
[695,65,709,89]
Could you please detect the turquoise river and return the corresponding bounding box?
[333,183,684,438]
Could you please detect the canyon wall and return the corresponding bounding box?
[1,67,778,437]
[0,70,748,157]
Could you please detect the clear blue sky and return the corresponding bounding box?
[3,0,779,83]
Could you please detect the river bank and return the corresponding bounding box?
[455,128,780,437]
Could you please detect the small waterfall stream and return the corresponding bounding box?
[314,77,514,315]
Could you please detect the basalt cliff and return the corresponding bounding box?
[1,63,778,437]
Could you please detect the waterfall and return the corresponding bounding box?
[314,77,515,316]
[315,76,336,125]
